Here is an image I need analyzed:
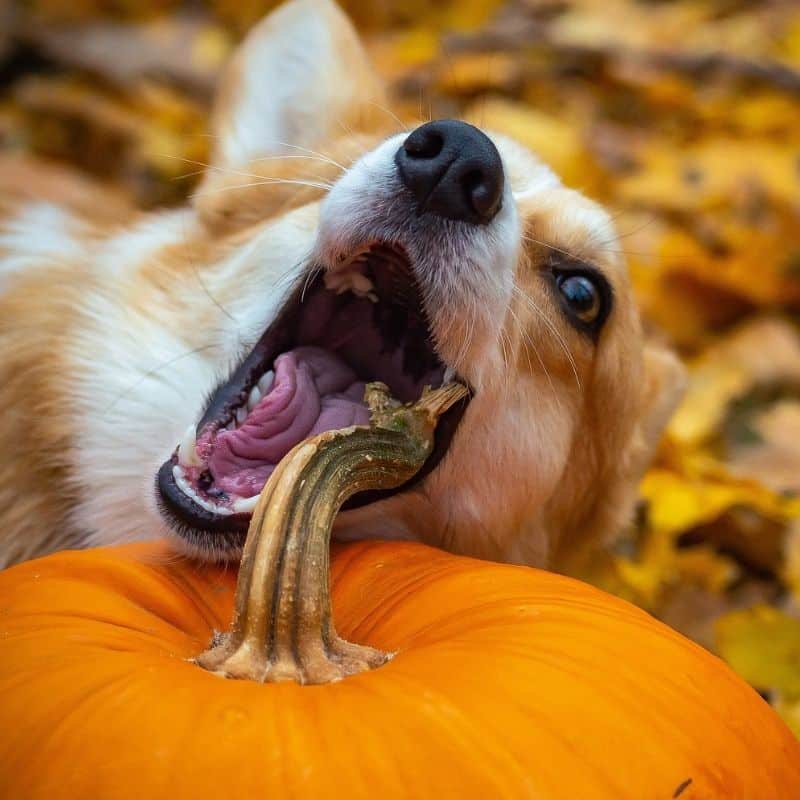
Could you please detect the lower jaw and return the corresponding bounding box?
[156,395,468,557]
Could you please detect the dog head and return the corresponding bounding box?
[71,0,684,567]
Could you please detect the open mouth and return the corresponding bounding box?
[157,243,470,550]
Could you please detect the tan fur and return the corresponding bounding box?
[0,0,685,570]
[0,159,120,562]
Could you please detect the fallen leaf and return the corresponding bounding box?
[717,604,800,737]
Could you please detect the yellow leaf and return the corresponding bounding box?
[668,318,800,448]
[640,469,784,536]
[727,400,800,495]
[190,25,232,71]
[386,28,439,69]
[672,546,740,594]
[785,521,800,602]
[463,98,599,192]
[617,139,800,214]
[717,606,800,699]
[436,53,519,95]
[775,696,800,740]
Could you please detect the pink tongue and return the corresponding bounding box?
[206,347,369,498]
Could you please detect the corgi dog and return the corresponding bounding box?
[0,0,685,570]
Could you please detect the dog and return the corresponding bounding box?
[0,0,685,570]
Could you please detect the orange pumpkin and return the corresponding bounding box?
[1,538,798,800]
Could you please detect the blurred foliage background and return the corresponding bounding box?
[2,0,800,736]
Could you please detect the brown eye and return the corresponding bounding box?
[547,259,612,338]
[557,273,601,323]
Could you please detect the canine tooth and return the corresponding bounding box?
[236,407,248,425]
[173,466,191,494]
[177,424,202,467]
[257,370,275,395]
[247,385,262,410]
[443,367,456,383]
[232,495,260,514]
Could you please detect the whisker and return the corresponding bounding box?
[180,218,236,323]
[462,292,481,374]
[506,302,566,419]
[520,233,591,263]
[334,114,357,142]
[616,215,658,241]
[512,284,582,392]
[498,321,511,368]
[103,344,222,417]
[366,100,409,132]
[253,251,317,305]
[250,153,345,170]
[520,231,654,261]
[169,154,344,183]
[154,155,282,183]
[507,304,544,384]
[260,141,347,172]
[172,168,207,181]
[301,263,324,302]
[459,296,477,371]
[190,178,334,199]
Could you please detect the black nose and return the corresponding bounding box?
[395,119,504,225]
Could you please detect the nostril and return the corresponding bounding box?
[403,130,444,160]
[464,170,502,221]
[462,169,483,193]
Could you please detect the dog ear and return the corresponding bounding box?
[609,341,686,536]
[555,341,686,574]
[206,0,383,172]
[633,342,687,470]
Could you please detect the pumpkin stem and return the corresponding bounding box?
[195,381,468,685]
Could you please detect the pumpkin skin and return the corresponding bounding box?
[0,540,798,800]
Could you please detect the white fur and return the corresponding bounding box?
[66,204,319,547]
[0,204,89,293]
[214,0,377,169]
[96,209,194,278]
[67,214,215,545]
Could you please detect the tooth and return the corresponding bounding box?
[443,367,456,383]
[198,496,233,515]
[193,494,232,515]
[257,370,275,395]
[172,466,233,515]
[350,273,373,295]
[236,407,248,425]
[247,385,262,410]
[232,495,260,514]
[177,424,202,467]
[324,271,346,292]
